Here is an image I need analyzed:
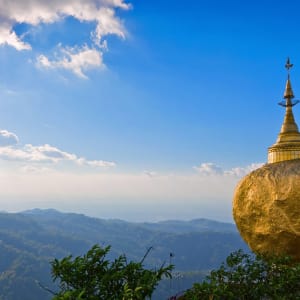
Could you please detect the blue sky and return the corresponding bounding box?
[0,0,299,221]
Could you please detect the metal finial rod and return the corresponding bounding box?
[285,57,293,77]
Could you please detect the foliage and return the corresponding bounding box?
[184,249,300,299]
[50,244,173,300]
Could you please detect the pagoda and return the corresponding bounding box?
[268,58,300,163]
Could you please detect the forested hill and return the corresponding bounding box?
[0,209,248,300]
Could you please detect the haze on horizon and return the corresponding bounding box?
[0,0,298,222]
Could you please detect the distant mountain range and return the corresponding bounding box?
[0,209,249,300]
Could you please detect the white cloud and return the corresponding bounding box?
[0,129,115,168]
[0,25,31,50]
[37,46,104,79]
[77,157,116,168]
[225,163,264,177]
[194,162,263,177]
[0,0,131,77]
[0,144,76,163]
[193,162,223,176]
[25,144,77,162]
[0,130,19,146]
[0,0,130,37]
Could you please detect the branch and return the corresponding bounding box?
[140,246,153,264]
[35,280,57,296]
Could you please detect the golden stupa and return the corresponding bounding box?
[233,58,300,261]
[268,58,300,163]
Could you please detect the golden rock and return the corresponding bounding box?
[233,159,300,260]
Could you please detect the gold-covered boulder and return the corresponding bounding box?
[233,159,300,261]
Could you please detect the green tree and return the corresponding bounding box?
[184,250,300,300]
[50,244,173,300]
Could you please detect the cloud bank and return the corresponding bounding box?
[0,130,264,221]
[0,0,131,77]
[37,46,104,79]
[194,162,263,177]
[0,162,260,222]
[0,129,115,168]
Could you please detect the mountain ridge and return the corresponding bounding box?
[0,208,248,300]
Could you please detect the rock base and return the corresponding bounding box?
[233,159,300,261]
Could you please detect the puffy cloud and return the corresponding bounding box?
[225,163,264,177]
[0,0,131,77]
[37,46,104,79]
[0,146,33,161]
[193,162,223,176]
[0,130,19,146]
[0,25,31,50]
[24,144,77,162]
[87,160,116,168]
[0,0,130,39]
[194,162,263,177]
[0,143,77,163]
[77,157,116,168]
[0,129,115,168]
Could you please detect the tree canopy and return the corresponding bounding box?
[184,250,300,300]
[50,244,173,300]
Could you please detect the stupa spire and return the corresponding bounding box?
[278,58,299,136]
[268,58,300,163]
[283,57,294,101]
